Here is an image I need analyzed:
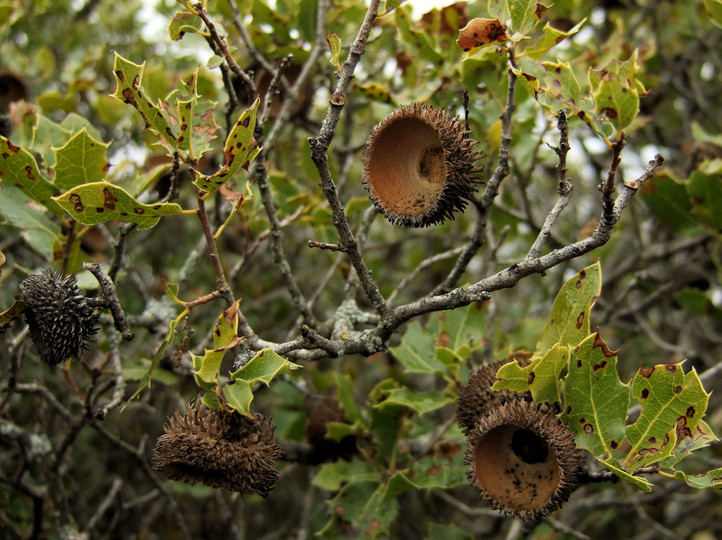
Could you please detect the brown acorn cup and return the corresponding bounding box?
[362,103,483,227]
[465,399,584,520]
[457,359,531,435]
[152,400,283,497]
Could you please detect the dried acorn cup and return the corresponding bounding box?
[152,400,283,497]
[362,103,483,227]
[457,360,531,435]
[465,399,584,520]
[19,269,98,366]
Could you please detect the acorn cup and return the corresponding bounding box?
[456,360,531,435]
[464,399,584,520]
[19,269,98,366]
[152,400,283,497]
[362,103,483,227]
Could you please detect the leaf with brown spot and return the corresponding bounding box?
[536,262,601,355]
[625,363,710,470]
[52,128,111,191]
[112,53,179,153]
[194,98,261,194]
[456,18,507,54]
[521,19,585,59]
[0,136,62,216]
[54,181,184,229]
[561,332,628,457]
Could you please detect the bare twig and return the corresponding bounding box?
[84,262,134,341]
[308,0,387,317]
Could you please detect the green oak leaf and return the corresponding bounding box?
[660,419,718,469]
[194,98,260,194]
[494,344,570,404]
[624,363,710,471]
[561,332,629,457]
[589,50,645,134]
[52,128,110,191]
[111,53,178,152]
[536,262,601,355]
[511,66,554,114]
[0,136,62,216]
[54,181,184,229]
[227,348,301,417]
[434,302,487,359]
[168,11,205,41]
[389,320,447,375]
[522,20,586,59]
[162,69,218,161]
[598,456,652,491]
[0,184,62,261]
[507,0,538,35]
[193,300,242,387]
[374,388,453,416]
[672,467,722,489]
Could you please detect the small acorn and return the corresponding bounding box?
[465,399,584,520]
[152,400,283,497]
[457,360,531,435]
[19,269,98,366]
[362,103,483,227]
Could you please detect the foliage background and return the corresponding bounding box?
[1,0,722,538]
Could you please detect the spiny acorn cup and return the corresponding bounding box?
[152,400,283,497]
[465,400,585,520]
[457,360,532,435]
[362,103,483,227]
[19,269,98,366]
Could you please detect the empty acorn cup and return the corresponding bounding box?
[362,103,483,227]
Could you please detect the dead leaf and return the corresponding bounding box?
[456,18,508,52]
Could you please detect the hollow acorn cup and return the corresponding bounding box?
[362,103,483,227]
[465,399,584,520]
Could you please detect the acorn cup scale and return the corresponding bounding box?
[362,103,483,227]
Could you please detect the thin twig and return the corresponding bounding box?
[84,262,134,341]
[308,0,387,317]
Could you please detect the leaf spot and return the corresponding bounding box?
[639,366,654,378]
[69,193,84,212]
[103,187,118,211]
[640,388,649,399]
[583,423,594,434]
[686,406,695,417]
[527,371,535,385]
[134,207,145,215]
[24,165,35,180]
[576,311,584,329]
